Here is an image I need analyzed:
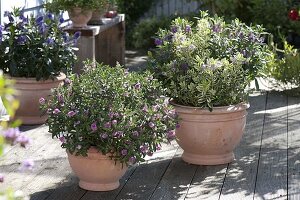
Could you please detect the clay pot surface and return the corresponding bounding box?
[14,73,66,125]
[68,7,93,28]
[67,147,127,191]
[172,101,249,165]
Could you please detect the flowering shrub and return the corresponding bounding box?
[148,11,273,109]
[40,63,177,165]
[0,8,79,80]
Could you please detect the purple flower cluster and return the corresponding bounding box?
[2,127,31,148]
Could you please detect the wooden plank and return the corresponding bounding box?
[254,92,288,200]
[114,143,178,200]
[220,92,267,199]
[169,0,176,16]
[185,164,228,200]
[287,95,300,200]
[149,149,198,200]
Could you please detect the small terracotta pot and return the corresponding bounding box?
[68,7,93,28]
[172,101,249,165]
[67,148,127,191]
[13,73,66,125]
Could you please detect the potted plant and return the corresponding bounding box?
[88,0,110,25]
[40,63,177,191]
[148,12,273,165]
[0,8,78,125]
[47,0,109,27]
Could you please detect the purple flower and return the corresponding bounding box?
[101,133,108,139]
[185,25,191,33]
[62,32,69,43]
[140,145,148,153]
[91,122,98,132]
[35,16,44,24]
[149,122,155,128]
[171,26,178,33]
[104,122,111,128]
[156,145,161,151]
[112,120,118,125]
[212,24,221,33]
[17,35,27,45]
[53,108,61,114]
[129,156,136,164]
[3,127,20,144]
[59,136,66,143]
[59,16,65,24]
[176,123,180,129]
[167,130,176,139]
[46,38,54,45]
[132,131,139,137]
[39,97,46,105]
[57,94,64,103]
[113,131,124,138]
[0,174,4,182]
[134,82,141,90]
[67,110,76,117]
[142,105,148,112]
[64,78,71,84]
[16,133,31,148]
[74,31,81,40]
[47,13,53,20]
[108,112,114,119]
[121,149,128,156]
[154,38,163,46]
[19,159,34,172]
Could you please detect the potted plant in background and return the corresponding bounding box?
[40,63,177,191]
[0,8,78,125]
[46,0,109,27]
[88,0,110,25]
[148,12,274,165]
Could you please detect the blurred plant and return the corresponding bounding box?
[45,0,109,12]
[0,73,32,199]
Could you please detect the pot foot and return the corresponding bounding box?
[182,151,235,165]
[17,116,47,125]
[79,180,120,191]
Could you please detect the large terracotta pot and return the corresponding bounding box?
[14,73,66,125]
[67,147,128,191]
[68,7,93,28]
[172,102,249,165]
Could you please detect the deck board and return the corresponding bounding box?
[288,96,300,199]
[220,93,267,200]
[254,92,288,200]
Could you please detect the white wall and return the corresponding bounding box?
[1,0,44,23]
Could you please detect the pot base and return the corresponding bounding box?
[182,151,235,165]
[17,115,47,125]
[79,180,120,191]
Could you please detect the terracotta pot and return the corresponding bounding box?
[68,7,93,28]
[14,73,66,125]
[67,148,127,191]
[172,102,249,165]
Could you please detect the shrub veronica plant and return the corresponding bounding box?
[40,63,177,165]
[0,8,79,80]
[148,11,273,109]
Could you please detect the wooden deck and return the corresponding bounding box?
[1,90,300,200]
